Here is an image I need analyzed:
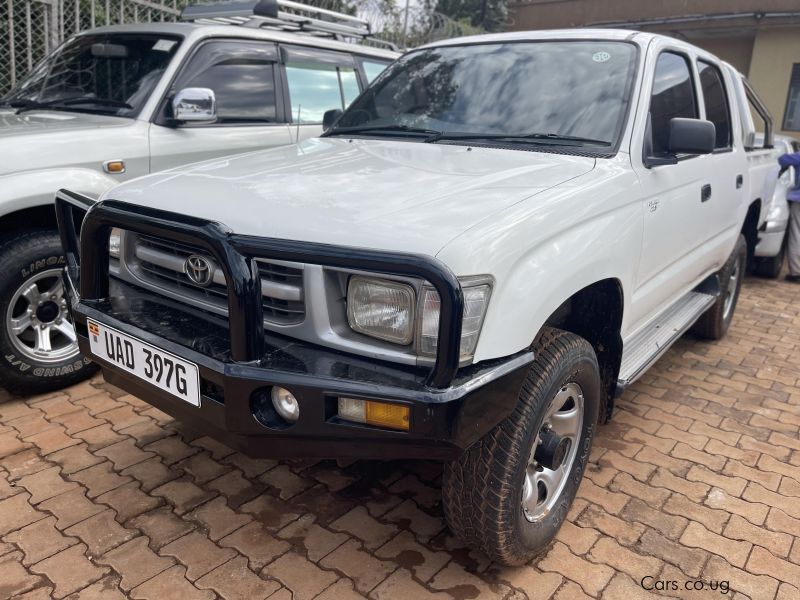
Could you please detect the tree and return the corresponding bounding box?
[434,0,507,32]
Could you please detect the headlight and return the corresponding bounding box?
[108,227,122,259]
[418,281,491,359]
[347,276,415,344]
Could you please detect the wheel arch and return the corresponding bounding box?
[0,205,59,243]
[542,278,624,423]
[0,168,114,244]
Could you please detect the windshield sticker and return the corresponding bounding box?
[592,51,611,63]
[153,39,177,52]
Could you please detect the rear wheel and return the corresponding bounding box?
[442,327,600,565]
[692,234,747,340]
[754,238,786,279]
[0,231,96,395]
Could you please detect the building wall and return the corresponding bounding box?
[693,35,754,75]
[748,28,800,137]
[508,0,800,30]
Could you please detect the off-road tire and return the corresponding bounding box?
[442,327,601,565]
[692,234,747,340]
[754,239,786,279]
[0,230,96,396]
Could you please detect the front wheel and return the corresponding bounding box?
[442,327,600,565]
[0,231,96,396]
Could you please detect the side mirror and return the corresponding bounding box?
[172,87,216,124]
[668,118,715,155]
[323,108,343,131]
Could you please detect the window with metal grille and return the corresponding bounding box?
[783,63,800,131]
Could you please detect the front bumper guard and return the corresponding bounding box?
[55,190,534,459]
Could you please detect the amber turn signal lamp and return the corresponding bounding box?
[103,160,126,174]
[337,397,410,431]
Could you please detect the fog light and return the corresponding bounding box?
[272,387,299,423]
[337,397,409,431]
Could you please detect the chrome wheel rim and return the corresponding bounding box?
[6,269,79,364]
[723,255,742,320]
[522,382,584,522]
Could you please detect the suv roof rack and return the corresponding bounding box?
[180,0,399,50]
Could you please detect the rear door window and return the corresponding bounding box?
[697,60,732,149]
[282,45,360,123]
[361,59,391,83]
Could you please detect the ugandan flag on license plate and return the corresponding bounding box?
[88,321,100,341]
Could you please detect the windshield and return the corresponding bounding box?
[327,41,638,150]
[1,33,181,117]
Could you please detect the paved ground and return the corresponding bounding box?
[0,275,799,600]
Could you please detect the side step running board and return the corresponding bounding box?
[617,291,717,388]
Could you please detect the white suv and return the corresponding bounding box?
[58,29,775,563]
[0,0,397,393]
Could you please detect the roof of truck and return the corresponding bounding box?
[78,21,399,59]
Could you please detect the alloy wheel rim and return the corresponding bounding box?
[723,255,741,320]
[522,382,584,522]
[6,269,79,364]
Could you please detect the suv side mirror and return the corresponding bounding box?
[668,118,715,155]
[172,87,216,124]
[323,108,342,131]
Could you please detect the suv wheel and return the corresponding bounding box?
[0,231,96,396]
[692,234,747,340]
[442,327,600,565]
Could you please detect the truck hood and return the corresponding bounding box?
[107,137,596,256]
[0,109,132,176]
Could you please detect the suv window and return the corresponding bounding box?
[2,33,181,118]
[285,62,360,123]
[172,40,278,124]
[697,60,731,149]
[362,59,389,83]
[649,52,697,155]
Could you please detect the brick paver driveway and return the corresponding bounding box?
[1,275,799,600]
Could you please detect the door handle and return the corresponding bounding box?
[701,184,712,202]
[736,174,743,189]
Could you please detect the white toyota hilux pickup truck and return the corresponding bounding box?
[0,0,397,394]
[57,29,775,563]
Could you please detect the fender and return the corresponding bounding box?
[0,167,120,218]
[437,156,641,364]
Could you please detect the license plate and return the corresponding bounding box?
[87,320,201,407]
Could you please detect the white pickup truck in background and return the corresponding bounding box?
[722,68,781,275]
[0,0,398,394]
[754,134,797,277]
[57,29,781,563]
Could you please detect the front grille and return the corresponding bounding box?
[129,234,305,325]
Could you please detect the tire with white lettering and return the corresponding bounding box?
[0,230,96,396]
[442,327,600,565]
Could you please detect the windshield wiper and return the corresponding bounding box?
[2,98,37,108]
[323,124,443,138]
[16,96,132,114]
[425,131,612,146]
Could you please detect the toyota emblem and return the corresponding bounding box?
[185,255,213,287]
